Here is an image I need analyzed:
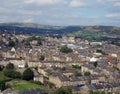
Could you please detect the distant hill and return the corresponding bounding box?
[0,23,82,35]
[69,26,120,41]
[0,23,120,41]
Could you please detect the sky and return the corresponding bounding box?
[0,0,120,26]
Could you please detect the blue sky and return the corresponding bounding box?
[0,0,120,26]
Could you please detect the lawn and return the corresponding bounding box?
[10,79,48,91]
[0,72,48,91]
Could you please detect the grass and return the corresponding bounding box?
[0,71,48,91]
[69,31,102,41]
[9,79,48,91]
[0,71,11,82]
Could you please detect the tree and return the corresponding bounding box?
[15,38,19,43]
[61,67,66,71]
[8,40,15,47]
[39,55,45,61]
[3,63,21,79]
[37,40,42,46]
[96,49,108,55]
[37,37,43,46]
[26,36,43,46]
[93,62,98,67]
[74,72,82,77]
[23,68,34,80]
[25,41,31,46]
[60,46,73,53]
[5,63,14,70]
[3,69,21,79]
[0,65,4,71]
[0,81,6,91]
[53,87,72,94]
[72,65,81,69]
[84,71,91,76]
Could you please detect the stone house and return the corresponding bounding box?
[49,73,70,88]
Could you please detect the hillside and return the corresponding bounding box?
[0,23,81,35]
[69,26,120,41]
[0,23,120,41]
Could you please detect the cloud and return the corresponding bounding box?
[106,13,120,18]
[69,0,106,8]
[113,2,120,7]
[70,14,81,18]
[106,0,120,7]
[105,13,120,21]
[0,0,120,26]
[69,0,87,7]
[24,0,65,5]
[23,17,34,23]
[17,10,43,16]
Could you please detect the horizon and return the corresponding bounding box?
[0,22,120,27]
[0,0,120,26]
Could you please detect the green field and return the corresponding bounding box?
[69,31,102,40]
[9,79,48,91]
[0,71,11,82]
[0,71,48,91]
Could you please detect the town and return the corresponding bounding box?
[0,32,120,94]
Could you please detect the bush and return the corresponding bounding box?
[61,67,66,71]
[3,69,21,79]
[0,82,6,91]
[30,80,43,85]
[3,63,21,79]
[84,71,91,76]
[53,87,72,94]
[5,63,14,70]
[22,68,34,80]
[74,72,82,77]
[93,62,98,67]
[37,39,42,46]
[39,55,45,61]
[72,65,81,69]
[0,65,4,71]
[60,46,73,53]
[96,49,108,55]
[8,41,15,47]
[26,36,43,46]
